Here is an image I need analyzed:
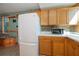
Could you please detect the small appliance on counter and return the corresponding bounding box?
[51,28,64,34]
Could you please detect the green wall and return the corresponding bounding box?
[8,17,18,42]
[0,17,2,32]
[0,16,18,42]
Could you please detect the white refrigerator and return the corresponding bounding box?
[18,13,40,56]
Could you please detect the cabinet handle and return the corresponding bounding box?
[73,47,75,49]
[77,45,79,47]
[72,45,75,49]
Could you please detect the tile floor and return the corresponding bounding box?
[0,45,20,56]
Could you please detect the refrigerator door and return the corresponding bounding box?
[19,42,38,56]
[18,13,40,43]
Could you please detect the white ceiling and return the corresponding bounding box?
[0,3,39,15]
[0,3,76,15]
[39,3,76,9]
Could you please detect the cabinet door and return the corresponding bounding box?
[52,37,65,56]
[40,10,49,25]
[74,42,79,56]
[57,8,68,25]
[39,36,51,56]
[67,40,75,56]
[70,40,79,56]
[36,10,41,17]
[75,47,79,56]
[49,9,57,25]
[65,38,75,56]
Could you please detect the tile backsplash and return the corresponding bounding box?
[41,25,71,32]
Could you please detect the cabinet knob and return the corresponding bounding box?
[77,45,79,47]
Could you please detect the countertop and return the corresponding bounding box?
[67,33,79,42]
[39,31,79,42]
[40,31,67,36]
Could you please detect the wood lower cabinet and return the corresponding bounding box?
[39,36,79,56]
[75,44,79,56]
[39,36,51,56]
[52,37,65,56]
[65,38,75,56]
[39,36,65,56]
[73,41,79,56]
[65,37,79,56]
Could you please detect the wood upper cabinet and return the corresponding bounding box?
[49,9,57,25]
[39,36,51,56]
[35,10,41,17]
[36,7,79,26]
[49,8,68,25]
[51,37,65,56]
[40,10,49,25]
[57,8,68,25]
